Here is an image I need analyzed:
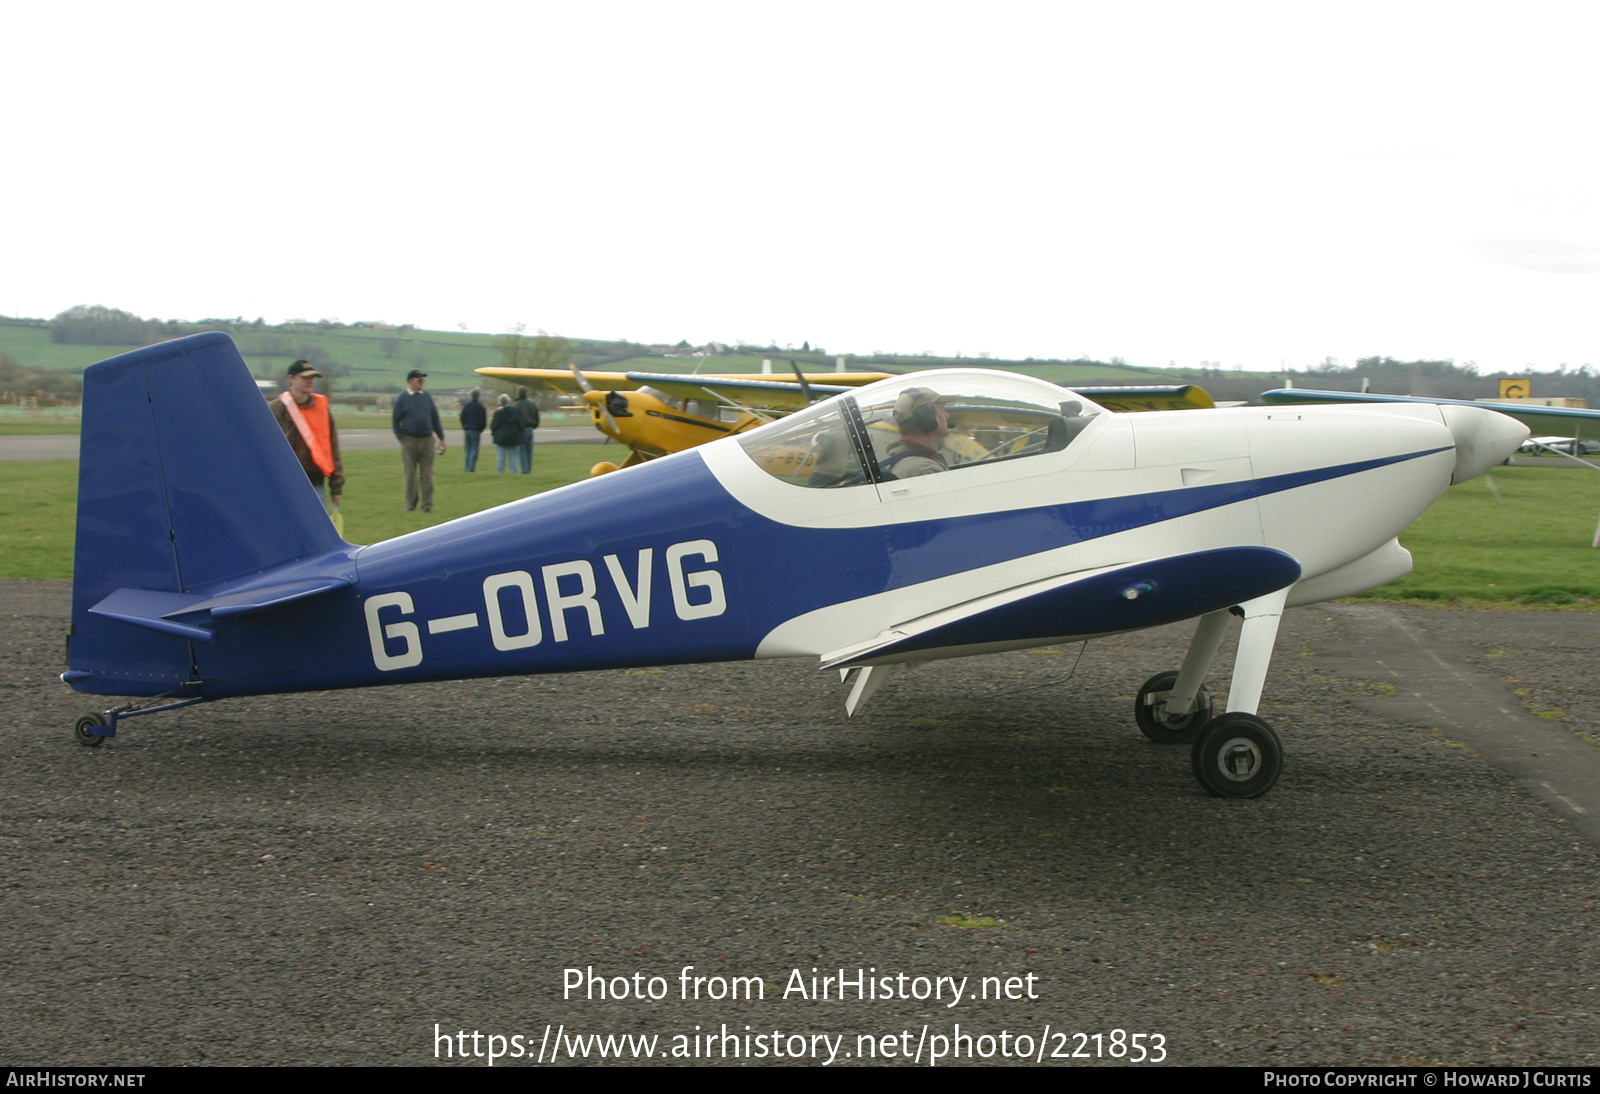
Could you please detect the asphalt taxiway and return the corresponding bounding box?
[4,581,1597,1066]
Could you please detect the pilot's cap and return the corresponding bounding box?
[893,387,946,430]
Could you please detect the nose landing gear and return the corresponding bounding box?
[1133,670,1213,744]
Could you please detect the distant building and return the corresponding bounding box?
[1477,397,1589,409]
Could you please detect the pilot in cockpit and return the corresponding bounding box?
[881,387,954,478]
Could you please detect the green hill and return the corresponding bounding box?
[0,312,1279,398]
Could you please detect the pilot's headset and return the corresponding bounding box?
[894,388,944,434]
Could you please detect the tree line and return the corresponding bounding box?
[35,307,1599,406]
[1281,356,1600,406]
[0,352,82,400]
[48,305,273,347]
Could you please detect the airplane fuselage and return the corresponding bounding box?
[72,375,1508,699]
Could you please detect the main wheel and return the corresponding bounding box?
[1190,713,1282,798]
[1134,671,1213,744]
[73,712,108,749]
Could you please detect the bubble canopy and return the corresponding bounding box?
[738,369,1105,488]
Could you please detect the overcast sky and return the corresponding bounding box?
[6,1,1598,372]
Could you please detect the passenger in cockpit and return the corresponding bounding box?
[881,387,953,478]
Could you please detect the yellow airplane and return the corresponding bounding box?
[475,365,1217,475]
[475,365,892,475]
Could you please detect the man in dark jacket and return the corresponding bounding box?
[460,389,487,472]
[513,386,541,473]
[490,393,524,474]
[392,369,445,512]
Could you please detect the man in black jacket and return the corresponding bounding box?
[490,393,524,474]
[513,386,541,473]
[460,389,487,472]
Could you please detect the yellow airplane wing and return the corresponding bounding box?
[616,372,870,413]
[1071,385,1216,412]
[474,368,638,393]
[475,367,892,398]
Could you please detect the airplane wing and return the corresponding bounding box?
[474,367,893,398]
[474,368,638,393]
[472,370,1215,414]
[619,372,857,412]
[821,546,1302,670]
[1261,388,1600,443]
[1070,385,1216,412]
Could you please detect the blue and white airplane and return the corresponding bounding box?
[64,334,1527,798]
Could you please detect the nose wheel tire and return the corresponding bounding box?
[73,713,108,748]
[1134,670,1213,744]
[1191,713,1282,798]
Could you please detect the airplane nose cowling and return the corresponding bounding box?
[1439,405,1529,484]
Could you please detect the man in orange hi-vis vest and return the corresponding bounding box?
[271,359,344,520]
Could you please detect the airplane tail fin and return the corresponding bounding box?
[67,333,347,696]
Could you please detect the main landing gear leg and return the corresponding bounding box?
[1191,588,1289,798]
[1224,588,1288,717]
[1133,609,1228,744]
[1170,609,1231,715]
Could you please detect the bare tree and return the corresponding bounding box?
[492,324,571,372]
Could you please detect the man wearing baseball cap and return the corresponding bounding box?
[392,368,445,513]
[272,359,344,523]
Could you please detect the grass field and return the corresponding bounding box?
[3,455,1594,605]
[0,446,602,579]
[0,421,81,435]
[1353,465,1600,606]
[0,406,82,434]
[0,408,594,435]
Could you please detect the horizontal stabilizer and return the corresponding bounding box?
[180,576,354,619]
[88,589,217,642]
[821,546,1301,669]
[88,576,354,643]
